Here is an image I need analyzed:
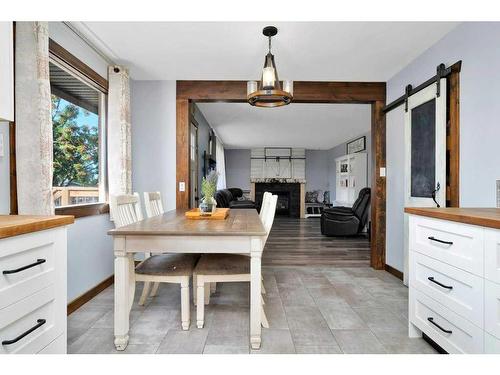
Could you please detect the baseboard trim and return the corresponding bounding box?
[67,275,114,315]
[384,264,404,280]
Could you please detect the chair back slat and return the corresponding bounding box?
[110,193,143,228]
[144,191,165,218]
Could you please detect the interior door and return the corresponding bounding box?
[189,122,199,209]
[403,78,447,284]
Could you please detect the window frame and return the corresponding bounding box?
[49,39,109,218]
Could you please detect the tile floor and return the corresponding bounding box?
[68,266,437,354]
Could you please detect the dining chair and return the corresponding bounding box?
[143,191,164,218]
[110,193,196,330]
[193,194,278,329]
[142,191,165,297]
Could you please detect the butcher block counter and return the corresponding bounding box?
[0,215,73,354]
[0,215,74,240]
[405,207,500,353]
[404,207,500,230]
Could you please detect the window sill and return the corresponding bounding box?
[55,202,109,219]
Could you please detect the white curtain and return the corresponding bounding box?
[107,66,132,198]
[216,139,226,190]
[15,22,54,215]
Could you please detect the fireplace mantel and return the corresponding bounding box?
[250,178,306,184]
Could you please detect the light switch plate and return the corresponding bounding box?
[380,167,386,177]
[179,182,185,192]
[0,134,4,157]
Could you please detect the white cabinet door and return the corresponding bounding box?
[485,228,500,284]
[0,22,14,122]
[485,280,500,340]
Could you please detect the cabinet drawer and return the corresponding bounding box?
[37,333,66,354]
[409,215,484,276]
[0,287,62,354]
[485,228,500,284]
[485,280,500,339]
[485,332,500,354]
[410,252,484,327]
[0,229,65,309]
[410,288,484,353]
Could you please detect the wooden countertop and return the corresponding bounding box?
[0,215,75,240]
[108,208,266,237]
[404,207,500,230]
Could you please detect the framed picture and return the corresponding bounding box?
[346,136,366,154]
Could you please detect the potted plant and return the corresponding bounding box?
[200,170,218,215]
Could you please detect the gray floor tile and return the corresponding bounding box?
[156,329,208,354]
[295,345,342,354]
[316,301,367,330]
[353,307,407,332]
[284,305,339,347]
[68,328,116,354]
[278,284,315,307]
[263,295,289,329]
[333,329,387,354]
[203,344,249,354]
[371,329,437,354]
[251,329,295,354]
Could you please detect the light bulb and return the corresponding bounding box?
[262,67,276,89]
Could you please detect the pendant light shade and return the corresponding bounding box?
[247,26,293,108]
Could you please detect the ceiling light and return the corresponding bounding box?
[247,26,293,108]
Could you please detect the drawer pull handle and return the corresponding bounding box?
[428,236,453,245]
[428,276,453,290]
[1,319,46,346]
[2,259,46,275]
[427,317,452,334]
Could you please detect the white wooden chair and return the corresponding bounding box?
[193,194,278,329]
[143,191,164,218]
[199,191,273,303]
[109,193,196,330]
[142,191,165,297]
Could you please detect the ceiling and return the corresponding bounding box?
[197,103,371,149]
[74,22,458,81]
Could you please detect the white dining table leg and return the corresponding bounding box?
[114,237,134,351]
[250,237,263,349]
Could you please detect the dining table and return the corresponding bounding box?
[107,208,267,350]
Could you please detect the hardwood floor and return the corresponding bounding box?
[262,217,370,267]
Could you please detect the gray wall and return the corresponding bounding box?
[225,149,251,191]
[131,80,177,212]
[49,22,114,302]
[305,150,330,193]
[386,22,500,271]
[0,122,9,214]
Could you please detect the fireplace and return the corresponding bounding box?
[255,182,301,217]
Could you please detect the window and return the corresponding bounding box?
[49,57,107,209]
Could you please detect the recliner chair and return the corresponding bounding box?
[214,188,256,209]
[320,188,371,236]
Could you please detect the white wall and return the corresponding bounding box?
[48,22,115,302]
[386,22,500,271]
[0,122,9,214]
[305,150,330,193]
[131,80,177,211]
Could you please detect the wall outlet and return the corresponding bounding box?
[179,181,185,192]
[497,180,500,208]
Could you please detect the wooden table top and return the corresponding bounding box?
[108,208,266,237]
[0,215,75,240]
[404,207,500,230]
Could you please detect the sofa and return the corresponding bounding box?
[214,188,256,209]
[320,188,371,236]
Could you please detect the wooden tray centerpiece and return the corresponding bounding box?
[185,208,230,220]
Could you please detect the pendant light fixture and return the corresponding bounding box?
[247,26,293,108]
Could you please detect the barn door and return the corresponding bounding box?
[403,78,447,284]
